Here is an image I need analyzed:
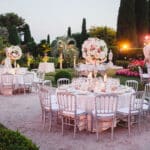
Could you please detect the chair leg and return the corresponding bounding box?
[62,116,64,136]
[96,119,99,141]
[138,113,141,133]
[128,115,131,136]
[111,119,114,140]
[41,110,44,121]
[43,111,46,129]
[49,112,52,132]
[73,119,77,138]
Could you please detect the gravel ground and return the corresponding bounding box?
[0,93,150,150]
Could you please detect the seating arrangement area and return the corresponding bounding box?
[34,76,150,141]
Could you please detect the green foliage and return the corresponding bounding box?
[55,70,72,83]
[0,27,9,44]
[71,33,82,56]
[118,48,143,60]
[49,57,59,68]
[89,26,116,45]
[0,125,39,150]
[67,27,71,37]
[23,24,32,44]
[135,0,149,47]
[47,34,50,45]
[37,40,50,56]
[149,1,150,33]
[80,18,89,57]
[117,0,138,48]
[115,60,130,68]
[0,13,25,28]
[27,41,37,57]
[63,47,79,68]
[8,25,20,45]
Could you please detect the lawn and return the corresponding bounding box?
[44,68,144,90]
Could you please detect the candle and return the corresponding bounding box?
[88,72,92,78]
[103,73,107,83]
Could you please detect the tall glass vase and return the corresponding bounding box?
[14,60,17,68]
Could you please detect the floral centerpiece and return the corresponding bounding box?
[5,45,22,60]
[82,38,108,64]
[5,45,22,67]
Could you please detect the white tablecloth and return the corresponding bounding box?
[38,62,55,73]
[56,85,133,131]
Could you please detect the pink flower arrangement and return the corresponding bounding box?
[82,38,108,64]
[116,59,145,77]
[128,59,145,68]
[116,69,139,77]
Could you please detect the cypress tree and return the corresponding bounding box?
[80,18,88,57]
[135,0,149,47]
[47,34,50,45]
[148,0,150,34]
[24,24,32,43]
[81,18,87,41]
[8,25,20,45]
[117,0,137,48]
[67,27,71,37]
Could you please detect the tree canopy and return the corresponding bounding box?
[0,12,25,28]
[117,0,137,48]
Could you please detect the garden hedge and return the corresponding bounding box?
[0,124,39,150]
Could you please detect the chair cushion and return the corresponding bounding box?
[92,110,115,118]
[62,109,86,116]
[143,104,149,111]
[142,74,150,78]
[44,103,58,111]
[117,107,139,115]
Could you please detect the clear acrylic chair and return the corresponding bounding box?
[37,72,45,81]
[125,80,138,91]
[57,91,87,138]
[144,83,150,102]
[143,83,150,113]
[38,85,58,131]
[57,78,70,87]
[117,91,144,136]
[138,66,150,83]
[23,73,34,93]
[94,94,118,141]
[42,80,52,87]
[1,73,14,95]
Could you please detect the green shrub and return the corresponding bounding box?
[115,60,129,68]
[48,57,59,68]
[0,125,39,150]
[55,70,72,83]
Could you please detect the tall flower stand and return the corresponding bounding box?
[59,53,63,69]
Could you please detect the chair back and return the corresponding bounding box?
[95,94,118,117]
[23,73,34,85]
[138,66,143,75]
[42,80,52,87]
[1,73,14,87]
[57,91,76,115]
[57,78,70,87]
[125,80,138,91]
[39,85,52,109]
[130,91,144,112]
[144,83,150,101]
[37,72,45,81]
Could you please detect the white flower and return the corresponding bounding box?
[5,45,22,60]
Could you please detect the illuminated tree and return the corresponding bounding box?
[117,0,137,48]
